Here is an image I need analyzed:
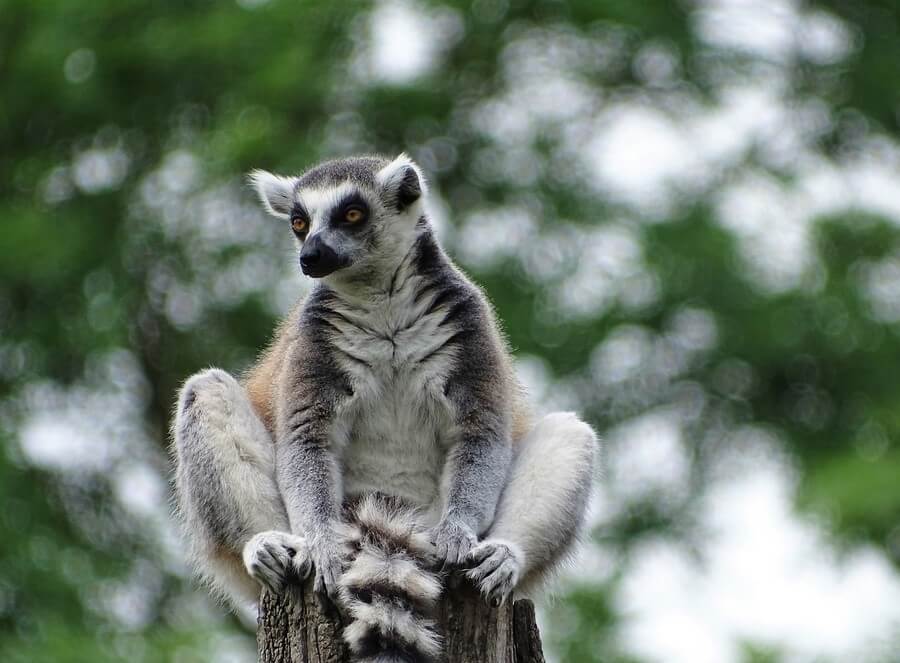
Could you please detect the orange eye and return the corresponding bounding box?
[291,217,307,234]
[345,207,364,223]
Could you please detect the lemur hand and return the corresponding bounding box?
[309,532,350,603]
[429,516,476,570]
[466,539,523,606]
[243,531,312,595]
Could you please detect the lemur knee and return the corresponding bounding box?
[177,368,236,418]
[541,411,597,451]
[517,412,597,492]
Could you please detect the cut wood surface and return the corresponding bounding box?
[257,579,546,663]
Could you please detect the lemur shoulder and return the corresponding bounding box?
[172,154,597,663]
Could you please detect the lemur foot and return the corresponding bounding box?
[308,532,355,609]
[242,531,311,594]
[429,517,476,570]
[466,539,523,606]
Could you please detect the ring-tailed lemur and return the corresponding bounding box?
[172,154,597,662]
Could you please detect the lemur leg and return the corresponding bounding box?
[466,412,597,602]
[172,368,309,605]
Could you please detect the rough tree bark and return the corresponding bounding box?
[257,579,546,663]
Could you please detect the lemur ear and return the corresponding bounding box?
[248,169,297,219]
[377,153,427,211]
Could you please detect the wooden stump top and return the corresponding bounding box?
[257,579,546,663]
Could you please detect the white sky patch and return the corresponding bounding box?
[41,165,75,204]
[20,413,118,473]
[553,223,647,319]
[589,311,715,401]
[714,143,900,295]
[841,138,900,223]
[690,83,830,169]
[14,350,184,631]
[614,449,900,663]
[583,105,708,217]
[470,26,601,147]
[514,354,580,414]
[135,156,301,327]
[514,355,553,407]
[72,146,130,194]
[94,560,162,631]
[356,0,463,85]
[114,463,168,518]
[577,81,829,219]
[463,11,875,301]
[591,325,654,386]
[695,0,799,62]
[605,408,691,505]
[668,307,718,354]
[12,348,180,597]
[715,171,816,293]
[18,350,152,473]
[856,254,900,324]
[455,205,537,269]
[694,0,854,65]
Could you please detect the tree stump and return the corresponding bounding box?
[257,579,546,662]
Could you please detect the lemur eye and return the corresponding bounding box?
[291,217,307,234]
[345,207,365,223]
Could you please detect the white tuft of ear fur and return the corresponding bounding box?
[377,153,428,210]
[248,169,297,219]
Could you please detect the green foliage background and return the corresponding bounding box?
[1,1,899,661]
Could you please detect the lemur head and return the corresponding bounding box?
[249,154,427,285]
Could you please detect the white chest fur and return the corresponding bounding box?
[326,271,460,513]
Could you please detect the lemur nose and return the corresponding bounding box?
[299,235,345,278]
[300,247,321,269]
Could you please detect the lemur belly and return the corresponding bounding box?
[342,371,447,509]
[327,280,460,514]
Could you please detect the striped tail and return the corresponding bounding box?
[339,494,443,663]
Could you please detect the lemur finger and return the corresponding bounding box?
[257,547,286,571]
[435,543,448,569]
[479,561,518,606]
[488,573,514,606]
[457,538,473,564]
[250,563,283,595]
[262,542,290,565]
[467,548,506,580]
[292,555,312,580]
[466,544,494,564]
[255,556,286,585]
[443,541,460,570]
[249,545,281,573]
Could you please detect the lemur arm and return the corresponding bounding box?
[274,331,350,600]
[432,307,514,567]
